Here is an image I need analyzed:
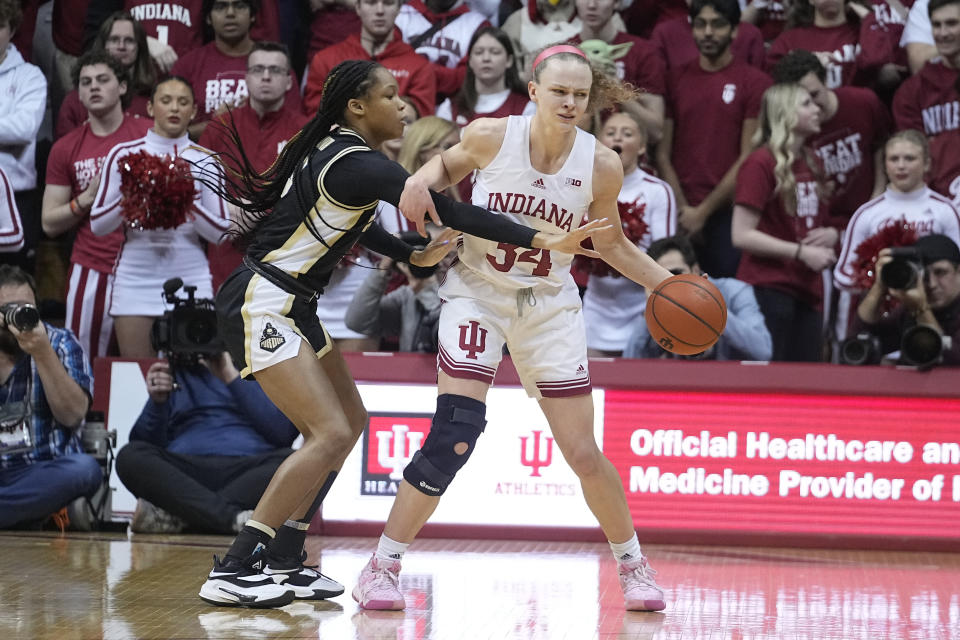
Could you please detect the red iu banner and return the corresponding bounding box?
[603,390,960,539]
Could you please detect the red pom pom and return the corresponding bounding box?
[576,199,649,278]
[851,220,919,290]
[118,150,197,231]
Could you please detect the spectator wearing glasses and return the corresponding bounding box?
[170,0,300,140]
[200,41,310,290]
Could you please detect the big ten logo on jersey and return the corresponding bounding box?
[815,132,863,184]
[73,157,105,191]
[796,180,820,223]
[360,413,432,496]
[205,77,249,114]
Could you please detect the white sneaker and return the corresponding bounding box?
[199,555,296,608]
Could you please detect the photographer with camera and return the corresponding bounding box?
[852,234,960,367]
[344,230,445,353]
[114,288,324,543]
[0,266,100,529]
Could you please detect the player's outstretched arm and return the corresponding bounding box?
[589,145,672,288]
[398,118,506,236]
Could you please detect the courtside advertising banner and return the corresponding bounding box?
[322,384,602,528]
[605,390,960,539]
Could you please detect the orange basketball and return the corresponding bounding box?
[645,274,727,356]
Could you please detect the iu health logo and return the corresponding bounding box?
[361,413,432,496]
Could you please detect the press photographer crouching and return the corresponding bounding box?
[115,281,301,534]
[847,234,960,368]
[0,266,100,529]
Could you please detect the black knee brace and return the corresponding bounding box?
[404,394,486,496]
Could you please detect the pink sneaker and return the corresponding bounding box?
[352,555,406,610]
[618,556,666,611]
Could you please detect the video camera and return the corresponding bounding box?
[150,278,224,365]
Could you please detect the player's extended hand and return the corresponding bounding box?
[532,218,612,257]
[399,176,442,237]
[409,227,459,267]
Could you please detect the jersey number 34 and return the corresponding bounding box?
[486,243,553,276]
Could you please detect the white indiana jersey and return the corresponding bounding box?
[583,167,676,351]
[461,115,594,291]
[834,186,960,290]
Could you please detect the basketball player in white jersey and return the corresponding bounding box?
[354,45,675,612]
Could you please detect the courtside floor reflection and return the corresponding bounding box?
[0,532,957,639]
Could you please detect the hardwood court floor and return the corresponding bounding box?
[0,530,958,640]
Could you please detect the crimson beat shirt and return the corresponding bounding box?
[199,101,309,289]
[810,86,891,221]
[893,59,960,207]
[651,17,766,70]
[568,32,665,96]
[171,42,301,122]
[735,147,831,307]
[666,59,772,205]
[45,115,153,273]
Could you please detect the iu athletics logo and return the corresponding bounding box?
[520,430,554,477]
[259,322,286,352]
[458,320,487,359]
[722,83,736,104]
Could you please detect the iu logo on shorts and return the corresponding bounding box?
[458,320,487,359]
[520,430,554,477]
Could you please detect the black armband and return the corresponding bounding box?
[358,222,415,263]
[432,193,537,249]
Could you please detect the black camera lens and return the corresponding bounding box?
[901,325,943,368]
[185,315,218,345]
[880,258,921,290]
[1,303,39,331]
[839,333,881,366]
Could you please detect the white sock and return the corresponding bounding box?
[609,534,643,564]
[375,533,409,562]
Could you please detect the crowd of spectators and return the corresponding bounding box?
[3,0,960,529]
[3,0,960,368]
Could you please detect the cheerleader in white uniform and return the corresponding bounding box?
[583,111,676,356]
[832,130,960,339]
[91,76,230,358]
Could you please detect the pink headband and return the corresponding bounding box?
[531,45,588,73]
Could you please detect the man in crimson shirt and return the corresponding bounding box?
[303,0,436,117]
[568,0,665,141]
[651,4,766,70]
[894,0,960,207]
[41,50,152,360]
[170,0,298,139]
[200,42,309,288]
[773,49,891,222]
[655,0,772,277]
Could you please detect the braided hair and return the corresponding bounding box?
[210,59,382,245]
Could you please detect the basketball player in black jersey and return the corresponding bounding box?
[196,59,610,608]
